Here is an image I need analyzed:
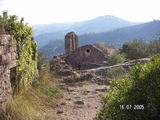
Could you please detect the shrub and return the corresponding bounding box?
[96,54,160,120]
[148,39,160,55]
[37,52,50,73]
[107,54,126,65]
[122,40,149,59]
[105,66,127,79]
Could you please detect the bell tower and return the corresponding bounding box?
[65,32,78,54]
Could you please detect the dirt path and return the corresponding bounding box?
[44,81,109,120]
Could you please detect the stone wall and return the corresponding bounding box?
[84,58,150,76]
[65,45,107,70]
[0,30,17,106]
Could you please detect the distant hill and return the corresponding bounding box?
[79,20,160,47]
[39,20,160,59]
[34,15,138,47]
[39,40,64,59]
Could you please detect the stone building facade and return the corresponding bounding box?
[52,32,118,71]
[65,45,107,70]
[0,28,17,106]
[65,32,78,54]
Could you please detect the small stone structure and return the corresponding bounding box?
[65,45,107,69]
[51,32,118,71]
[65,32,78,54]
[0,28,17,106]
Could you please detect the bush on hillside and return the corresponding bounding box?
[121,39,160,60]
[96,54,160,120]
[148,39,160,55]
[107,54,126,65]
[105,66,127,79]
[122,40,149,59]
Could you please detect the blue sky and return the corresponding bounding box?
[0,0,160,25]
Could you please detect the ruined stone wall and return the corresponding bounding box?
[65,32,78,54]
[0,31,17,106]
[65,45,107,70]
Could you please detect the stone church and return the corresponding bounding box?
[64,32,107,70]
[50,32,117,72]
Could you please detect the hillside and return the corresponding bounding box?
[40,20,160,59]
[34,15,137,47]
[39,40,64,59]
[79,20,160,46]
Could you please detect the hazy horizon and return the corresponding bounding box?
[0,0,160,25]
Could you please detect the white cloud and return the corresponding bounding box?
[0,0,160,25]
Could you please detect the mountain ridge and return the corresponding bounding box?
[34,15,139,47]
[39,20,160,59]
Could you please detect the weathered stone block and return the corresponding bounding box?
[6,53,12,63]
[10,45,16,52]
[0,66,5,74]
[11,52,17,60]
[0,46,4,55]
[9,38,16,46]
[0,35,10,45]
[0,55,6,64]
[9,60,17,68]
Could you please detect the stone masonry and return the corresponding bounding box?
[65,45,107,70]
[0,28,17,106]
[65,32,78,54]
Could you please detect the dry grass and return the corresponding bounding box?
[1,72,63,120]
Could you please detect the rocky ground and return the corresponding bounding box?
[44,57,150,120]
[44,81,109,120]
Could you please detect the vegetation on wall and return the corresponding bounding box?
[0,12,64,120]
[96,54,160,120]
[0,11,37,93]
